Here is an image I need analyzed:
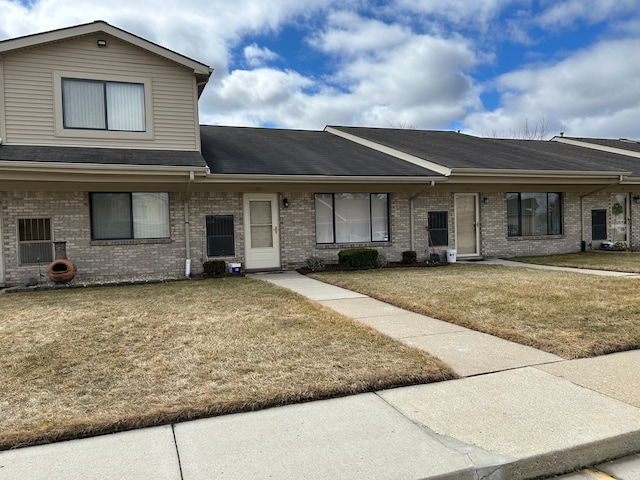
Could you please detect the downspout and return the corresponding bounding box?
[184,171,195,277]
[579,176,623,250]
[409,181,436,251]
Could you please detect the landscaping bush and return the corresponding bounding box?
[402,250,417,264]
[612,242,629,251]
[338,248,379,269]
[377,252,388,268]
[305,256,325,272]
[203,260,226,276]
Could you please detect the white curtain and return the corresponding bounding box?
[315,194,334,243]
[62,79,106,129]
[107,82,145,131]
[335,193,370,243]
[132,193,170,238]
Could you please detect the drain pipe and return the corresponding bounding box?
[409,181,436,251]
[184,171,195,277]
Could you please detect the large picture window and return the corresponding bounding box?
[62,78,146,131]
[315,193,389,244]
[507,192,562,237]
[90,193,169,240]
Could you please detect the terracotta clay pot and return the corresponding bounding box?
[47,241,77,284]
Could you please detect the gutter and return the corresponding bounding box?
[201,174,445,184]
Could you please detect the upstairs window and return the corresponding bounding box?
[18,218,52,264]
[90,193,169,240]
[507,193,562,237]
[315,193,389,244]
[62,78,146,132]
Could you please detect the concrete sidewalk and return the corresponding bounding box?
[1,268,639,479]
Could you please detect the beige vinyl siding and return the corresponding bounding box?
[2,33,199,150]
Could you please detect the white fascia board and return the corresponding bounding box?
[0,161,209,176]
[202,174,444,184]
[551,136,640,159]
[452,168,632,179]
[324,126,452,176]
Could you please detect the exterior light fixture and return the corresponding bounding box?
[97,39,107,47]
[633,195,640,204]
[282,198,289,208]
[483,197,489,204]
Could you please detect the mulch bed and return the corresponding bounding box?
[296,261,448,275]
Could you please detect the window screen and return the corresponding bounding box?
[591,209,607,240]
[206,215,235,256]
[428,211,448,246]
[18,218,52,264]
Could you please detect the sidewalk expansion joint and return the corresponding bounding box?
[171,424,184,480]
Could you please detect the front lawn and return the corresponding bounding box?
[515,251,640,273]
[0,278,455,450]
[310,264,640,359]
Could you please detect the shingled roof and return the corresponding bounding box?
[327,126,639,176]
[0,145,208,168]
[199,125,442,177]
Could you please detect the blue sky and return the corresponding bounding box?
[2,0,640,139]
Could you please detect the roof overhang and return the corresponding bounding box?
[0,161,209,191]
[0,20,213,96]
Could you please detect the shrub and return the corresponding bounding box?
[612,242,629,251]
[203,260,226,276]
[401,250,417,264]
[305,256,325,272]
[338,248,379,269]
[377,252,388,268]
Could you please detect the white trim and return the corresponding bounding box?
[454,193,480,257]
[0,21,212,77]
[0,55,6,145]
[53,70,154,140]
[552,136,640,159]
[324,126,452,176]
[243,193,281,270]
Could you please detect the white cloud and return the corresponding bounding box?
[536,0,640,29]
[464,38,640,139]
[243,44,279,67]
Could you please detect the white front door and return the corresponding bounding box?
[611,193,629,244]
[455,194,480,256]
[243,193,281,270]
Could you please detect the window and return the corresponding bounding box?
[591,209,607,240]
[315,193,389,244]
[62,78,146,131]
[18,218,52,264]
[90,193,169,240]
[427,211,448,246]
[507,193,562,236]
[206,215,235,256]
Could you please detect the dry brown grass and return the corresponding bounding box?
[311,264,640,360]
[516,251,640,273]
[0,277,455,450]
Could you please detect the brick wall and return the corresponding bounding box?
[1,190,187,286]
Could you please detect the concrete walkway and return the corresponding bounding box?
[1,264,639,479]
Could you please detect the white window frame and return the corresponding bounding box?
[53,70,153,140]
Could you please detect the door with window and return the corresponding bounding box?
[243,194,280,270]
[454,194,479,256]
[611,193,628,244]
